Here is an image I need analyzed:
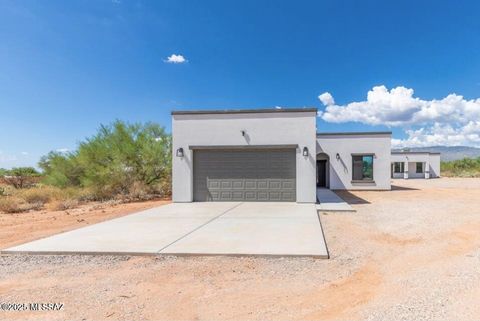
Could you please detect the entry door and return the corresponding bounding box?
[317,160,327,187]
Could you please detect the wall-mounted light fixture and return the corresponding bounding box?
[302,147,309,157]
[336,153,340,160]
[241,130,246,137]
[176,147,184,158]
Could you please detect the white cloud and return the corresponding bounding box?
[21,151,29,156]
[164,54,187,64]
[56,148,70,153]
[319,85,480,147]
[391,122,480,148]
[318,92,335,106]
[275,106,283,109]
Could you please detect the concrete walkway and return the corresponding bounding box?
[3,202,328,258]
[316,188,355,212]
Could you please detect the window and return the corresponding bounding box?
[393,162,404,173]
[352,155,373,181]
[416,162,423,173]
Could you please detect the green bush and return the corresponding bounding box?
[39,152,83,187]
[39,120,172,200]
[441,157,480,177]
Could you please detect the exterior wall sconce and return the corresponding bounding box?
[302,147,309,157]
[241,130,246,137]
[336,153,340,160]
[176,147,184,158]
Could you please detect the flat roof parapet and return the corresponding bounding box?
[317,131,392,136]
[391,151,441,155]
[171,108,318,115]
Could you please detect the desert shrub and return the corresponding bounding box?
[0,185,87,213]
[48,199,80,211]
[39,120,171,200]
[0,197,43,213]
[441,157,480,177]
[0,184,15,197]
[38,151,83,187]
[2,167,41,189]
[0,197,22,213]
[17,185,66,205]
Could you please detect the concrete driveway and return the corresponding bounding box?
[3,202,328,258]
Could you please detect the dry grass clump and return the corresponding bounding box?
[17,185,64,205]
[0,185,89,214]
[0,197,43,213]
[0,182,169,214]
[47,199,79,211]
[0,197,23,213]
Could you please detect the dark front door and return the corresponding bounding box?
[317,160,327,187]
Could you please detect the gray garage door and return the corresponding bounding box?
[193,149,296,202]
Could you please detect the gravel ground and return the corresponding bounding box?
[0,178,479,321]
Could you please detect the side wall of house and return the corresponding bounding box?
[429,154,441,177]
[316,134,391,190]
[172,111,317,203]
[408,162,425,178]
[391,153,441,178]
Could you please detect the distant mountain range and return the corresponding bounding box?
[392,146,480,161]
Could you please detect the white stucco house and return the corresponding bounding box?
[391,151,441,179]
[172,107,393,203]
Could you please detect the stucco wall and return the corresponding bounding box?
[408,162,425,178]
[391,153,441,178]
[316,134,391,190]
[429,154,441,177]
[172,111,317,203]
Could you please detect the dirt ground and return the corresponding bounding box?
[1,178,480,321]
[0,199,171,249]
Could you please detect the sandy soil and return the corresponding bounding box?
[1,178,480,321]
[0,199,171,249]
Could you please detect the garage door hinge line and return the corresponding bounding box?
[156,203,244,253]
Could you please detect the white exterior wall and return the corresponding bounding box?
[316,134,391,190]
[429,154,441,177]
[391,153,441,178]
[408,162,425,178]
[391,162,404,179]
[172,111,317,203]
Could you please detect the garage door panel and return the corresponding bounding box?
[268,192,281,201]
[269,180,282,189]
[194,149,296,202]
[245,180,257,189]
[232,181,244,189]
[282,192,295,200]
[220,180,232,189]
[245,191,256,201]
[219,191,232,201]
[257,180,268,189]
[207,180,220,189]
[282,180,295,189]
[208,191,219,201]
[232,191,244,199]
[257,191,269,201]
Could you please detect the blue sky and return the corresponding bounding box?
[1,0,480,168]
